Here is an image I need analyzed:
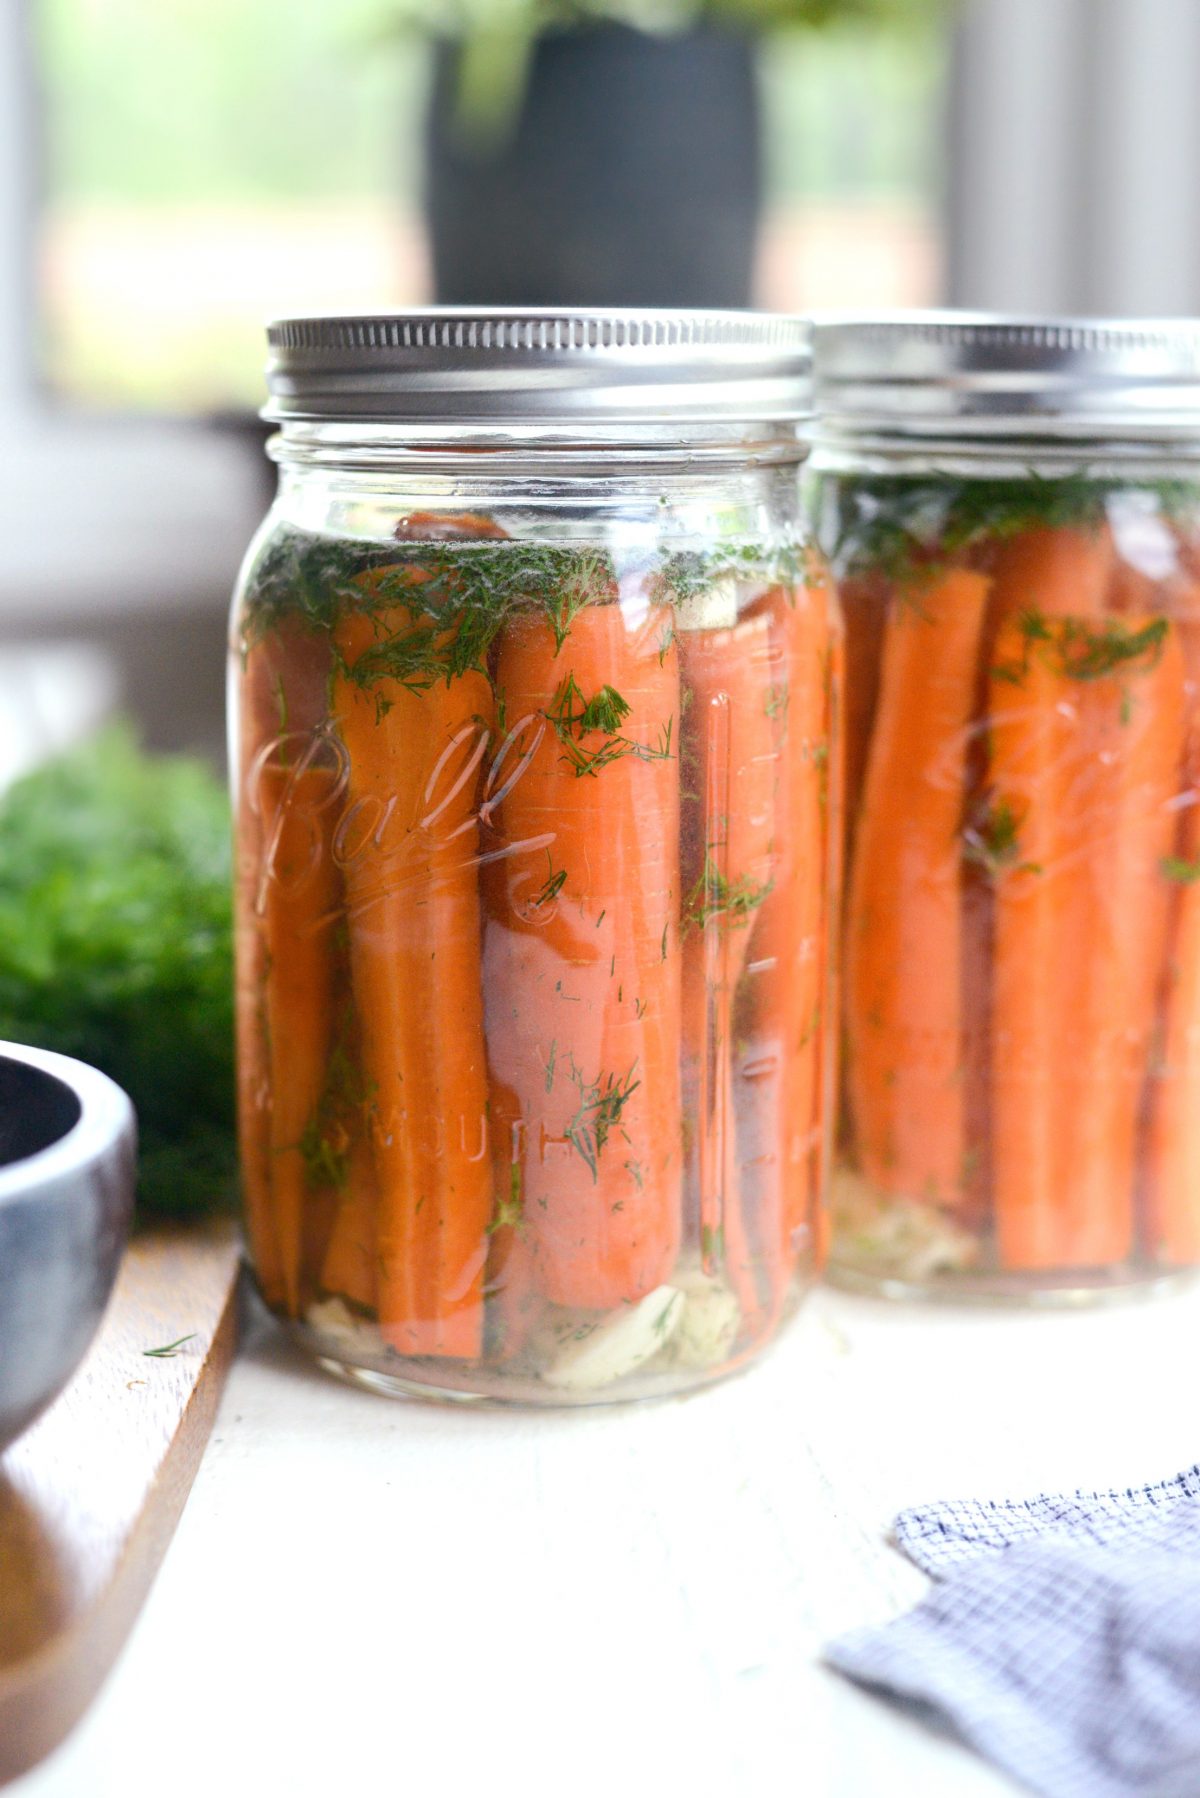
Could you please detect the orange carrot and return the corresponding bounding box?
[1081,625,1185,1264]
[985,526,1108,1267]
[739,577,839,1316]
[844,564,992,1210]
[678,605,778,1324]
[236,619,343,1314]
[1145,840,1200,1263]
[331,607,494,1357]
[989,522,1115,622]
[254,755,343,1313]
[486,599,682,1312]
[838,570,888,868]
[988,629,1088,1269]
[988,525,1183,1268]
[1143,574,1200,1263]
[814,609,846,1276]
[320,1139,379,1311]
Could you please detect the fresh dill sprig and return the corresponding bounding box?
[545,673,673,777]
[992,610,1169,687]
[685,850,774,930]
[530,851,568,909]
[241,525,806,694]
[297,1027,370,1194]
[1162,854,1200,885]
[487,1162,524,1235]
[143,1334,197,1359]
[700,1223,725,1263]
[962,796,1040,878]
[1052,615,1169,682]
[816,469,1200,585]
[564,1063,641,1181]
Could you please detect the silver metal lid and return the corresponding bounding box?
[813,312,1200,439]
[264,308,811,426]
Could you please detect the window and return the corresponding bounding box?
[36,2,947,414]
[37,0,429,412]
[757,17,947,311]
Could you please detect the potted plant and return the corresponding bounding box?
[379,0,943,307]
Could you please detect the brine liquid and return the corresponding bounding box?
[233,524,839,1400]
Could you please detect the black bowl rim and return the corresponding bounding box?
[0,1039,135,1207]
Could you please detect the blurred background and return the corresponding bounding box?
[2,0,1199,766]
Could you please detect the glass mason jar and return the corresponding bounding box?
[230,309,839,1402]
[810,312,1200,1301]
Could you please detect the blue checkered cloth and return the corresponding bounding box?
[827,1466,1200,1798]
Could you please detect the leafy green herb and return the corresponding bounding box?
[1162,854,1200,885]
[700,1223,725,1262]
[992,610,1169,687]
[297,1031,369,1193]
[816,468,1200,585]
[653,535,808,607]
[530,852,567,909]
[0,726,234,1218]
[1053,615,1169,682]
[143,1334,197,1359]
[487,1162,524,1235]
[545,673,673,777]
[564,1063,641,1181]
[962,797,1040,878]
[243,526,803,695]
[245,527,619,688]
[577,682,631,735]
[765,683,790,722]
[685,851,774,930]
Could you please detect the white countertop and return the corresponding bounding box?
[16,1280,1200,1798]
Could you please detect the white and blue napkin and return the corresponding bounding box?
[828,1465,1200,1798]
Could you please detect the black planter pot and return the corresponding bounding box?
[425,24,762,308]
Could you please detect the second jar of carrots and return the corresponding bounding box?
[811,313,1200,1298]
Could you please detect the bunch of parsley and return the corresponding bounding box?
[0,726,235,1217]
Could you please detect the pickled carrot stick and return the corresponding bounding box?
[739,579,838,1317]
[988,624,1090,1269]
[233,891,281,1302]
[988,522,1115,622]
[677,606,778,1324]
[236,620,342,1314]
[236,622,321,1306]
[989,587,1183,1269]
[332,608,494,1357]
[255,757,343,1315]
[394,511,509,543]
[1146,826,1200,1263]
[844,565,992,1209]
[1075,624,1185,1265]
[814,613,846,1276]
[838,570,888,865]
[1143,576,1200,1263]
[320,1139,379,1311]
[971,522,1118,1263]
[487,599,682,1311]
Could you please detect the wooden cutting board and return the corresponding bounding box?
[0,1220,242,1786]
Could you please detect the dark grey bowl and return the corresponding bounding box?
[0,1040,136,1454]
